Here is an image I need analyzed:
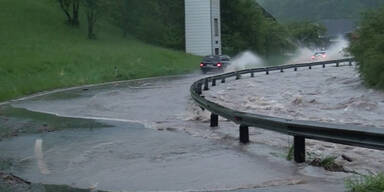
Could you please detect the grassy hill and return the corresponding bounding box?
[0,0,200,102]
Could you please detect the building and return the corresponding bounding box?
[185,0,222,56]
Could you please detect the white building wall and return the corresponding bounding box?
[211,0,222,55]
[185,0,222,56]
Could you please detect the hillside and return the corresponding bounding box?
[256,0,384,22]
[0,0,200,102]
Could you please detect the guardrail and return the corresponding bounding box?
[190,58,384,163]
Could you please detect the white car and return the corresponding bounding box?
[311,51,327,61]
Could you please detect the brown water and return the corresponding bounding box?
[0,71,359,191]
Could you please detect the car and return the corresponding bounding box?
[311,51,327,61]
[200,55,231,73]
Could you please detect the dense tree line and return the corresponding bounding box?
[55,0,325,57]
[220,0,327,56]
[116,0,297,55]
[350,6,384,89]
[286,22,327,48]
[221,0,295,56]
[113,0,185,50]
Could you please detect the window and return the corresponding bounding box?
[215,48,219,55]
[214,18,219,37]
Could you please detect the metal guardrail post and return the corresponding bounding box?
[236,72,241,80]
[280,68,284,73]
[323,63,325,68]
[210,113,219,127]
[251,72,255,77]
[266,69,269,75]
[212,79,216,87]
[294,136,306,163]
[336,62,340,67]
[349,60,353,66]
[239,124,250,144]
[294,67,298,71]
[204,79,209,91]
[190,58,384,164]
[309,65,312,69]
[197,83,202,95]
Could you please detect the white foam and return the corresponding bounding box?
[226,51,264,72]
[287,36,350,64]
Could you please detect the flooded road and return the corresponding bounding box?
[205,65,384,175]
[0,122,303,191]
[0,71,359,191]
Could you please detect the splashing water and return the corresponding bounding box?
[326,37,350,59]
[287,36,350,64]
[226,51,264,72]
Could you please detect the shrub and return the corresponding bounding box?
[349,6,384,89]
[346,173,384,192]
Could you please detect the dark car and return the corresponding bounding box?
[200,55,231,73]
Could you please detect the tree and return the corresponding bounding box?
[57,0,80,26]
[221,0,294,57]
[81,0,109,39]
[110,0,132,37]
[349,6,384,89]
[286,22,327,48]
[113,0,185,49]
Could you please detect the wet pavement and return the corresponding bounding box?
[0,72,357,191]
[0,122,303,191]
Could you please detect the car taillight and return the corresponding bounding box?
[311,56,315,60]
[322,54,326,58]
[200,63,204,67]
[217,63,222,67]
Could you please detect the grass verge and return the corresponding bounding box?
[0,0,201,102]
[346,173,384,192]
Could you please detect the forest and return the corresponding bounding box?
[57,0,324,57]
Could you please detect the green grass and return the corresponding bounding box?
[346,173,384,192]
[0,0,201,102]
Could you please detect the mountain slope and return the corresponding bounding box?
[256,0,384,22]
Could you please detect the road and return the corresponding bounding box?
[0,72,350,192]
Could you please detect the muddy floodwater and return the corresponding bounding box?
[0,66,380,191]
[205,64,384,175]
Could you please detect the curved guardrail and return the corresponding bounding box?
[190,58,384,163]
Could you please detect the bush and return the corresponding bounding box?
[346,173,384,192]
[349,6,384,89]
